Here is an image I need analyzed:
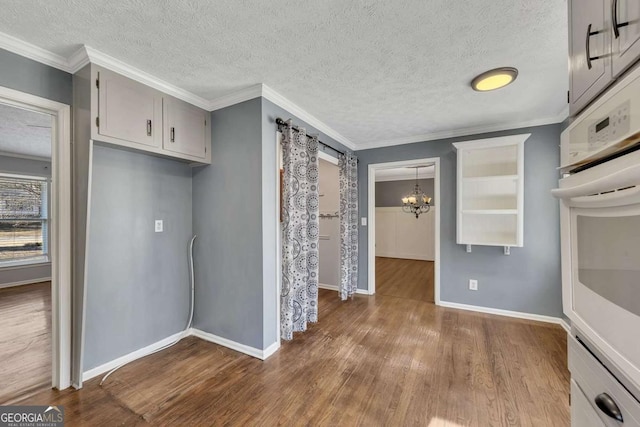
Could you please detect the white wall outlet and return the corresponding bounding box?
[155,220,163,233]
[361,217,367,226]
[469,279,478,291]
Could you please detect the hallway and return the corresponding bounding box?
[376,256,434,303]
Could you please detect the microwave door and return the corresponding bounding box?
[570,203,640,391]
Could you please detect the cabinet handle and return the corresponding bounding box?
[612,0,630,39]
[595,393,623,422]
[586,24,604,70]
[147,120,152,136]
[170,127,175,142]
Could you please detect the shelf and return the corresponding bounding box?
[462,209,518,215]
[463,175,518,182]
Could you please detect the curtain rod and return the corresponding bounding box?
[275,117,346,157]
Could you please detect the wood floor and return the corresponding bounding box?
[0,282,51,404]
[376,256,434,302]
[14,288,569,426]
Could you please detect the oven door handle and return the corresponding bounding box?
[552,162,640,200]
[566,185,640,207]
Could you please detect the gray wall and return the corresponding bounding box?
[376,179,435,207]
[0,49,72,105]
[192,98,265,349]
[83,144,192,370]
[358,124,563,318]
[0,155,52,286]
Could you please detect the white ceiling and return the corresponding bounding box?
[0,103,51,159]
[0,1,568,148]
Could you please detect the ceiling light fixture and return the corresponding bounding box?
[471,67,518,92]
[401,167,432,219]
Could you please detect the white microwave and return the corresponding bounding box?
[553,67,640,401]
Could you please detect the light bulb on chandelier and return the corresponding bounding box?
[401,166,432,218]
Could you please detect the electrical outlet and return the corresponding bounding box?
[469,279,478,291]
[155,220,163,233]
[361,217,367,226]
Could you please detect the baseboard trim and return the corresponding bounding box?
[560,319,571,334]
[0,277,51,289]
[82,327,281,382]
[82,330,185,382]
[319,283,371,295]
[375,253,434,262]
[438,300,565,327]
[190,328,279,360]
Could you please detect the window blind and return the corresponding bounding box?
[0,175,48,263]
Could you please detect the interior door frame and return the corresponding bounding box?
[0,86,72,390]
[367,157,441,304]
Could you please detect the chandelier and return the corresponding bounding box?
[401,167,432,218]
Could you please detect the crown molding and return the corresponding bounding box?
[0,31,71,72]
[83,46,211,109]
[208,84,263,111]
[1,31,568,152]
[261,84,357,151]
[66,46,90,74]
[356,110,568,150]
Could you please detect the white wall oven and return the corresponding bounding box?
[554,65,640,424]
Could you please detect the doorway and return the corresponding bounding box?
[0,86,72,395]
[367,158,441,304]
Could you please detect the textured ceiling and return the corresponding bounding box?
[0,0,568,147]
[0,103,51,158]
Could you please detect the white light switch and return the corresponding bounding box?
[155,220,163,233]
[361,217,367,226]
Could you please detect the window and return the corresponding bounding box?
[0,174,49,265]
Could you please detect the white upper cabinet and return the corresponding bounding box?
[91,65,211,165]
[569,0,612,116]
[568,0,640,116]
[163,97,207,159]
[612,0,640,77]
[453,134,529,250]
[97,69,163,149]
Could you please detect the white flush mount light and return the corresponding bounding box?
[471,67,519,92]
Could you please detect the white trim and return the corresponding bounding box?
[438,300,566,326]
[83,46,211,110]
[0,31,71,72]
[0,150,51,163]
[367,158,441,304]
[208,84,264,111]
[81,331,185,382]
[190,328,279,360]
[375,253,433,261]
[318,150,339,165]
[0,261,50,272]
[0,277,51,289]
[320,282,370,295]
[261,84,357,151]
[560,320,571,334]
[0,85,73,391]
[0,35,568,151]
[358,112,567,150]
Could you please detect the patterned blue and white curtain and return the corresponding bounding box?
[339,152,358,300]
[281,121,320,341]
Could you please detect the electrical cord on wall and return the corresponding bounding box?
[99,235,197,386]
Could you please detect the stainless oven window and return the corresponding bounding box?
[577,215,640,317]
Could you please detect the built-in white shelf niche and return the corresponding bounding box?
[453,134,530,253]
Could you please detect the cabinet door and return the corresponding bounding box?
[612,0,640,77]
[163,98,207,159]
[97,69,162,148]
[571,380,607,427]
[569,0,612,116]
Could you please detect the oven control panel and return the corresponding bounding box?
[588,100,631,151]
